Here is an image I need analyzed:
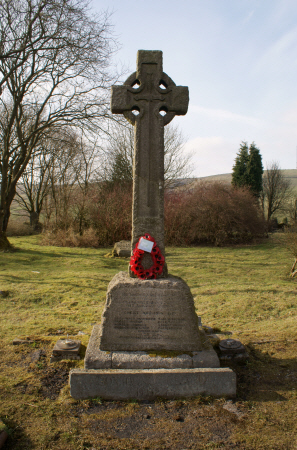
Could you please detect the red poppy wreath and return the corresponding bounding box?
[130,234,165,279]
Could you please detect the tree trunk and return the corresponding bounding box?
[0,210,12,250]
[291,258,297,277]
[2,208,10,233]
[30,211,42,231]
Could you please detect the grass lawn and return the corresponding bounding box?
[0,235,296,449]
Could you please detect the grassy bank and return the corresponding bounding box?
[0,235,296,449]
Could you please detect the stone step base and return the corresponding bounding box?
[69,368,236,400]
[85,324,220,369]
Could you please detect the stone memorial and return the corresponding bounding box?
[70,50,236,400]
[112,240,131,257]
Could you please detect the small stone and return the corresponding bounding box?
[30,349,45,362]
[13,338,34,345]
[223,401,245,419]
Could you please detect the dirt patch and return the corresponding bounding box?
[39,366,70,400]
[71,399,246,449]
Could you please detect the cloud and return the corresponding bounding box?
[253,26,297,75]
[189,105,260,127]
[280,104,297,127]
[184,136,236,177]
[243,10,254,24]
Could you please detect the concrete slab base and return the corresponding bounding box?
[69,367,236,400]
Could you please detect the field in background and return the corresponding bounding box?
[198,168,297,189]
[0,235,296,449]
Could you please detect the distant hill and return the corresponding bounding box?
[197,169,297,189]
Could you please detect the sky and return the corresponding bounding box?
[92,0,297,177]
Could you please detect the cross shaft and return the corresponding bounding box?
[111,50,189,276]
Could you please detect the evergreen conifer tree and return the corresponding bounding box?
[247,142,263,197]
[110,153,133,186]
[232,142,249,188]
[232,141,263,197]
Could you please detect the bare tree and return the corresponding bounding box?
[164,124,193,187]
[70,134,102,234]
[260,162,292,222]
[44,131,80,229]
[101,122,193,187]
[14,140,53,230]
[0,0,118,248]
[14,128,78,229]
[0,0,50,94]
[101,121,134,186]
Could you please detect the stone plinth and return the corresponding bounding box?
[99,272,202,352]
[69,368,236,400]
[85,324,220,369]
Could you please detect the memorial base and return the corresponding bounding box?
[84,324,220,369]
[69,367,236,400]
[69,325,237,400]
[69,271,237,400]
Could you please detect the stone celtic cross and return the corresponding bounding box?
[111,50,189,275]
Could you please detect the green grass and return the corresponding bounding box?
[0,235,297,449]
[0,236,127,339]
[169,238,296,340]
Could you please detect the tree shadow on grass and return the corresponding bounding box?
[223,343,297,402]
[12,247,90,258]
[1,418,34,450]
[8,248,125,271]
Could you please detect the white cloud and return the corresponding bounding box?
[189,105,261,127]
[184,136,236,177]
[243,10,254,24]
[280,104,297,127]
[253,26,297,75]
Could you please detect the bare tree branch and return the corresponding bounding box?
[99,121,193,188]
[260,161,292,222]
[0,0,119,247]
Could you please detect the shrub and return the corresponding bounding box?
[41,226,100,248]
[40,181,266,248]
[6,218,35,236]
[89,183,132,246]
[41,183,132,247]
[165,181,266,246]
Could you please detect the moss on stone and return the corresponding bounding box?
[147,350,194,358]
